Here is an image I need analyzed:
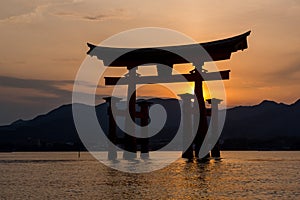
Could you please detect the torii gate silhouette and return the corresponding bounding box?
[87,31,250,160]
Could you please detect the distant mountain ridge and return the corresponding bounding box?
[221,99,300,149]
[0,99,299,151]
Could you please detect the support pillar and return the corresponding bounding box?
[103,96,121,160]
[178,93,194,159]
[207,98,222,158]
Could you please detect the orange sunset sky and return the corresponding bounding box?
[0,0,299,125]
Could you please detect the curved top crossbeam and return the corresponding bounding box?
[87,31,250,68]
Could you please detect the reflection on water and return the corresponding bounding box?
[0,151,299,199]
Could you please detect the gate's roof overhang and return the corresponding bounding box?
[87,31,250,68]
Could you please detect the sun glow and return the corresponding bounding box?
[187,82,210,100]
[203,83,211,100]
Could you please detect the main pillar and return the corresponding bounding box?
[103,96,121,160]
[193,68,210,159]
[123,67,138,159]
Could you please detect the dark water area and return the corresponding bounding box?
[0,151,299,199]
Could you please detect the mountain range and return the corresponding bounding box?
[0,98,299,151]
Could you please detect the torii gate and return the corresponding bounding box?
[87,31,250,159]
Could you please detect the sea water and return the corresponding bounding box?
[0,151,299,199]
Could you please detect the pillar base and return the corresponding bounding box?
[140,152,149,159]
[108,151,117,160]
[197,153,210,162]
[182,146,194,159]
[211,144,221,157]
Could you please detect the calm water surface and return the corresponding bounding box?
[0,151,299,199]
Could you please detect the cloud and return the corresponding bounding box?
[0,75,70,91]
[263,59,300,85]
[0,75,111,125]
[53,8,130,21]
[54,11,103,21]
[0,75,110,101]
[0,76,74,107]
[0,3,50,24]
[0,0,37,20]
[0,0,86,24]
